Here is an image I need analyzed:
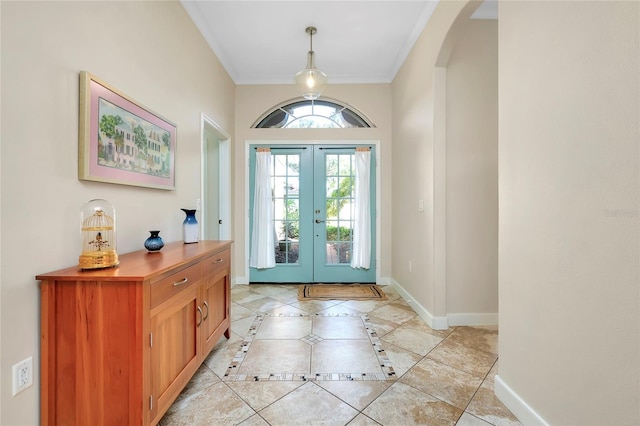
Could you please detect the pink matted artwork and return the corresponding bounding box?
[78,71,176,190]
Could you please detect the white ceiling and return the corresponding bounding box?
[180,1,497,85]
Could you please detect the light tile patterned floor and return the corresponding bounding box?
[222,312,395,382]
[158,284,521,426]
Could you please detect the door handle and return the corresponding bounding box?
[315,219,325,223]
[202,301,209,320]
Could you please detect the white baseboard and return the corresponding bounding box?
[447,312,498,326]
[233,276,249,286]
[376,276,391,285]
[495,375,549,426]
[389,279,449,330]
[388,279,499,329]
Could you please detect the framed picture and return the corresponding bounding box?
[78,71,176,190]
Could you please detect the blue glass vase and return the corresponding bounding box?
[181,209,199,244]
[144,230,164,252]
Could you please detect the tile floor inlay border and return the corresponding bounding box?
[223,312,397,382]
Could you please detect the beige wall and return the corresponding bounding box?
[445,19,498,318]
[391,1,487,326]
[392,0,467,319]
[0,1,234,423]
[498,1,639,424]
[233,84,393,282]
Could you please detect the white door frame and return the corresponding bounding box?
[200,114,231,240]
[243,139,381,284]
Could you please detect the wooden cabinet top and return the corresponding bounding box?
[36,240,232,282]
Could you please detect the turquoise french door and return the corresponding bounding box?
[249,144,376,283]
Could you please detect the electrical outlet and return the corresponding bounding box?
[408,261,412,273]
[12,357,33,396]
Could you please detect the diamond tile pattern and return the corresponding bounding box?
[158,284,521,426]
[300,333,323,345]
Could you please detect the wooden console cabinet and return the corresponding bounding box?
[37,240,232,426]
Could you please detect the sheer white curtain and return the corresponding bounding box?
[250,149,276,269]
[351,148,371,269]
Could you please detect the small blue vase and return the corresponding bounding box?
[181,209,199,244]
[144,230,164,252]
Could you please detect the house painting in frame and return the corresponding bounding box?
[79,71,176,190]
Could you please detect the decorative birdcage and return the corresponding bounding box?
[79,199,118,269]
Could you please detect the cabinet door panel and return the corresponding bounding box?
[150,285,200,422]
[44,280,145,426]
[201,270,230,356]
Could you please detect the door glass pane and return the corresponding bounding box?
[326,155,338,175]
[324,153,355,265]
[325,177,338,196]
[338,155,352,175]
[273,154,300,264]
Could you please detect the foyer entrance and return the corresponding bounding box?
[249,144,376,283]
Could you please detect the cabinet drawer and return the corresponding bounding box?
[151,263,201,308]
[202,249,230,277]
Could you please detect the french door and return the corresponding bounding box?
[249,144,376,283]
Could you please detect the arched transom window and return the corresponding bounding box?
[253,99,374,129]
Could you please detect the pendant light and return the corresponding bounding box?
[295,26,327,100]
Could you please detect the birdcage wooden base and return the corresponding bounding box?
[79,251,119,270]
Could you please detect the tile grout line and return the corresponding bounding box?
[391,332,501,425]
